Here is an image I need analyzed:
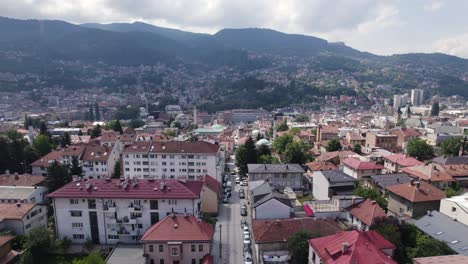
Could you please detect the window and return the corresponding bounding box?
[171,247,179,256]
[149,245,154,252]
[159,245,164,252]
[162,155,166,159]
[192,260,196,264]
[159,260,164,264]
[191,245,196,252]
[198,244,203,252]
[88,199,96,209]
[162,162,167,166]
[142,154,148,158]
[70,211,82,217]
[170,155,174,159]
[108,235,119,240]
[72,223,83,228]
[150,154,156,158]
[150,260,154,264]
[73,234,84,240]
[70,199,79,205]
[452,207,457,212]
[150,200,158,210]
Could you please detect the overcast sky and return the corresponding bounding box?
[2,0,468,58]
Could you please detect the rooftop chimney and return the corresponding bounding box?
[342,242,350,254]
[14,172,19,180]
[415,181,421,190]
[16,203,21,208]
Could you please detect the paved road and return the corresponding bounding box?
[212,157,247,263]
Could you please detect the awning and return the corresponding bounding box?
[304,204,314,217]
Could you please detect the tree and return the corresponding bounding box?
[90,125,102,139]
[235,145,248,176]
[46,161,71,193]
[353,185,388,209]
[244,136,258,165]
[283,141,310,164]
[257,154,273,164]
[326,138,342,152]
[6,129,23,141]
[406,138,434,161]
[289,127,301,136]
[128,119,145,128]
[353,144,362,154]
[272,134,293,154]
[61,132,71,147]
[257,144,271,157]
[113,161,121,179]
[112,120,123,134]
[72,251,105,264]
[162,129,176,137]
[24,114,30,130]
[431,101,440,116]
[88,106,95,122]
[24,227,52,263]
[70,156,83,177]
[288,231,316,264]
[39,122,48,136]
[277,121,289,132]
[94,102,101,121]
[294,115,309,122]
[440,137,463,157]
[33,135,52,156]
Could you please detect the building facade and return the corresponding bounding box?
[247,164,305,190]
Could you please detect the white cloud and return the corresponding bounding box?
[434,33,468,57]
[424,0,445,11]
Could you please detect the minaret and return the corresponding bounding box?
[272,120,277,141]
[193,106,198,126]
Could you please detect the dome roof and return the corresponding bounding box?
[256,138,271,146]
[211,124,224,130]
[175,113,187,119]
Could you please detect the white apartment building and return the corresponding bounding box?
[440,193,468,226]
[48,178,203,245]
[81,144,121,179]
[411,89,424,106]
[122,141,225,182]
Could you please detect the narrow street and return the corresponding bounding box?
[212,156,245,263]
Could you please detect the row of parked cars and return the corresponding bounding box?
[241,219,253,264]
[222,173,232,203]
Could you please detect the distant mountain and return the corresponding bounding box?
[81,21,207,42]
[214,28,375,59]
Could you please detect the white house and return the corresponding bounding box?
[252,192,293,220]
[0,203,48,235]
[122,141,225,182]
[80,144,120,179]
[48,178,204,245]
[439,193,468,226]
[312,171,356,200]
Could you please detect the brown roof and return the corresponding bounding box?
[347,198,387,226]
[443,164,468,177]
[101,132,137,143]
[394,128,421,137]
[62,145,86,156]
[316,151,357,163]
[305,161,337,171]
[0,203,36,221]
[201,175,221,194]
[386,181,446,203]
[141,215,213,242]
[252,218,341,244]
[0,235,14,247]
[81,145,112,162]
[320,125,339,134]
[0,174,45,187]
[31,150,62,167]
[413,255,468,264]
[402,163,455,183]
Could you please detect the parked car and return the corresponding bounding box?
[239,188,244,193]
[243,237,251,245]
[239,192,245,199]
[223,196,229,203]
[241,220,247,227]
[241,180,248,186]
[241,207,247,216]
[243,244,252,256]
[225,191,231,198]
[243,225,249,233]
[225,186,232,192]
[235,177,240,184]
[244,252,253,264]
[230,170,236,175]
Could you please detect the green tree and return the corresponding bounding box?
[257,144,271,157]
[277,121,289,132]
[90,125,102,139]
[88,106,95,121]
[430,101,440,116]
[244,136,258,165]
[235,145,248,176]
[289,127,301,136]
[46,161,71,193]
[283,141,310,164]
[128,119,145,128]
[353,185,388,209]
[288,231,317,264]
[94,102,101,121]
[70,156,83,177]
[39,122,48,136]
[406,138,434,161]
[33,134,52,156]
[162,129,176,137]
[326,138,342,152]
[353,144,362,154]
[272,134,293,154]
[24,227,52,263]
[24,115,30,130]
[6,129,23,141]
[60,132,71,147]
[294,115,309,122]
[257,154,273,164]
[440,137,463,157]
[311,128,317,136]
[113,161,121,179]
[72,251,105,264]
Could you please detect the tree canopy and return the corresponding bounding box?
[430,101,440,116]
[272,133,293,154]
[326,138,342,152]
[33,134,52,156]
[288,231,317,264]
[277,121,289,132]
[283,141,311,164]
[294,115,309,122]
[406,138,434,161]
[46,161,71,193]
[440,137,464,157]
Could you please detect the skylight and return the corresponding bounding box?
[436,231,444,235]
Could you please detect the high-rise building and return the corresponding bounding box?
[411,89,424,106]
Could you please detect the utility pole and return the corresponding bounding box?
[219,224,222,258]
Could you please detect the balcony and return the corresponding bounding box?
[103,205,116,212]
[128,204,143,212]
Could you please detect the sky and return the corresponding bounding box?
[1,0,468,58]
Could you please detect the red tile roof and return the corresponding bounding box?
[47,178,203,199]
[0,203,36,220]
[0,174,45,187]
[305,161,337,171]
[141,215,213,242]
[308,230,396,264]
[384,154,423,167]
[402,163,455,183]
[343,157,384,170]
[347,199,387,226]
[81,145,112,162]
[386,181,446,203]
[31,150,62,167]
[394,128,421,137]
[123,141,220,154]
[316,151,357,163]
[253,218,341,244]
[62,145,86,156]
[200,175,221,194]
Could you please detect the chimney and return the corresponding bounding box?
[396,178,400,183]
[342,242,350,254]
[16,203,21,208]
[415,181,421,190]
[410,179,415,186]
[427,210,432,216]
[14,172,19,180]
[286,164,289,170]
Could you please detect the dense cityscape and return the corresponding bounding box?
[2,4,468,264]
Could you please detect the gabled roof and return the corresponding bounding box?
[201,175,221,194]
[252,191,293,208]
[347,199,386,226]
[253,218,340,244]
[391,127,421,137]
[415,210,468,256]
[316,151,357,163]
[0,174,45,187]
[31,150,62,167]
[402,163,455,183]
[47,179,203,199]
[384,154,423,167]
[318,170,357,184]
[370,174,413,189]
[308,230,397,264]
[81,145,112,162]
[141,215,213,242]
[386,181,445,203]
[0,203,37,221]
[433,156,468,165]
[247,164,305,174]
[305,161,337,172]
[342,157,384,171]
